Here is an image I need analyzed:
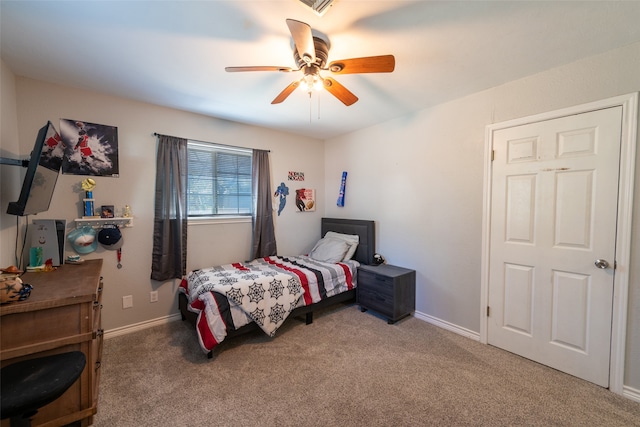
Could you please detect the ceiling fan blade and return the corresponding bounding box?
[225,66,294,72]
[271,80,301,104]
[286,19,315,65]
[327,55,395,74]
[322,77,358,106]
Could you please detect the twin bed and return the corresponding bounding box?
[178,217,375,358]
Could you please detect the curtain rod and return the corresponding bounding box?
[153,132,269,152]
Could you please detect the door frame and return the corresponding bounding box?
[480,93,638,394]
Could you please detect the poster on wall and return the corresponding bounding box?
[274,182,289,216]
[59,119,119,177]
[288,171,305,181]
[295,188,315,212]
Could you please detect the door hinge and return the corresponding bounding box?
[491,150,495,161]
[486,306,490,317]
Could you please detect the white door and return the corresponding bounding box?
[487,106,622,387]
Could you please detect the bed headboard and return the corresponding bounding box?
[321,217,375,265]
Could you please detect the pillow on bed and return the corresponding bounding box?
[324,231,360,261]
[309,237,350,263]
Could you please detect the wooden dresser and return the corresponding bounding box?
[1,259,103,427]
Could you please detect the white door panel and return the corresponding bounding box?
[488,106,622,387]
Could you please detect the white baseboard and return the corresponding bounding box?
[623,385,640,403]
[413,310,480,341]
[104,313,182,339]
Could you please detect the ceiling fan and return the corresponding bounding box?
[225,19,395,106]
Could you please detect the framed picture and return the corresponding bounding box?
[295,188,315,212]
[60,119,119,177]
[100,205,115,218]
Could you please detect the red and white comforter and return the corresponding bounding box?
[180,255,359,353]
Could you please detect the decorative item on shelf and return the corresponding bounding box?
[81,178,98,218]
[122,204,132,218]
[100,205,115,218]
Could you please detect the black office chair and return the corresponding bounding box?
[1,351,86,427]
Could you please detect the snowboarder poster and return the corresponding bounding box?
[60,119,119,177]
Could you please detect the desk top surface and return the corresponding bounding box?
[0,259,103,316]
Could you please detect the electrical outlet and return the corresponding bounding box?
[150,291,158,303]
[122,295,133,309]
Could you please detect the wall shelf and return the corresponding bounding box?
[74,217,133,229]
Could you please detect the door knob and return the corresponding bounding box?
[594,259,610,269]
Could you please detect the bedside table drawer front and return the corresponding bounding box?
[358,289,392,316]
[358,271,394,297]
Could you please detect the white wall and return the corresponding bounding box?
[324,42,640,390]
[3,77,325,332]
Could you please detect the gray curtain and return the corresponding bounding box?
[151,134,188,281]
[251,149,277,259]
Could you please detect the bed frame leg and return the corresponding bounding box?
[305,312,313,325]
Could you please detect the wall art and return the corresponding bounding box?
[288,171,304,181]
[60,119,119,177]
[295,188,315,212]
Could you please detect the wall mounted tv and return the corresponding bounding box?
[6,121,64,216]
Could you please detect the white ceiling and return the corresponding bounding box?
[2,1,640,140]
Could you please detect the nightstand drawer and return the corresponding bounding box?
[358,270,394,297]
[358,288,393,316]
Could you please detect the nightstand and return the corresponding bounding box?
[357,264,416,324]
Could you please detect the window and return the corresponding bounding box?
[187,141,252,218]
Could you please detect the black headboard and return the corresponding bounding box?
[321,217,375,265]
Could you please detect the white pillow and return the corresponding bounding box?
[309,238,350,263]
[324,231,359,261]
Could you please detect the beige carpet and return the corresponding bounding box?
[94,304,640,426]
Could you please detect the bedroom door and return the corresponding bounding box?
[487,106,622,387]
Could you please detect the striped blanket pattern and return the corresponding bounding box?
[180,255,359,353]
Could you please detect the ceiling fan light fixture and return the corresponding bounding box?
[297,0,335,17]
[300,74,323,93]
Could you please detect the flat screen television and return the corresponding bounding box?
[7,121,64,216]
